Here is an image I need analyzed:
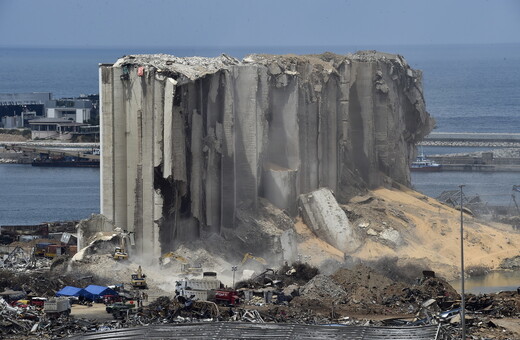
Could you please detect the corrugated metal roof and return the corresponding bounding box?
[68,322,452,340]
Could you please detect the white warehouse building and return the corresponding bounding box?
[45,99,92,123]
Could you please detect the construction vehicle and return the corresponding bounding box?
[175,272,221,300]
[160,251,188,266]
[44,297,71,318]
[175,272,240,306]
[44,244,66,258]
[241,253,267,266]
[113,246,128,260]
[160,251,203,274]
[131,266,148,289]
[33,243,53,257]
[181,263,204,275]
[113,235,129,260]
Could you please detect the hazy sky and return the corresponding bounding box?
[1,0,519,48]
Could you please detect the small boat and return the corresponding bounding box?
[410,153,442,172]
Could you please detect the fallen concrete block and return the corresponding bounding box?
[299,188,360,252]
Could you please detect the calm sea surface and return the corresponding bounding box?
[451,271,520,294]
[411,171,519,207]
[0,164,99,225]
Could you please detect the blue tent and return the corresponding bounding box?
[82,285,118,301]
[56,286,85,297]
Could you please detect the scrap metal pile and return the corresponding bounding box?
[1,263,519,339]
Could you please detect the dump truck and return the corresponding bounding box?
[44,297,71,318]
[175,272,240,306]
[175,272,221,300]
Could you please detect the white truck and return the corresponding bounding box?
[44,297,71,318]
[175,272,221,301]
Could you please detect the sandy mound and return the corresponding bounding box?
[294,187,520,281]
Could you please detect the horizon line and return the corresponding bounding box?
[1,42,520,50]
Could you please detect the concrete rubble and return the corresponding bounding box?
[1,262,519,339]
[299,188,360,252]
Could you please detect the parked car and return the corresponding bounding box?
[437,308,462,322]
[105,302,135,314]
[30,297,47,308]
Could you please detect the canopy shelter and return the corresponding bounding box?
[82,285,118,301]
[55,286,85,297]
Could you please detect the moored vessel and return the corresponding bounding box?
[410,153,442,172]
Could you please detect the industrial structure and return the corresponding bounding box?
[98,52,432,261]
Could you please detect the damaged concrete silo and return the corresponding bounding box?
[99,51,433,260]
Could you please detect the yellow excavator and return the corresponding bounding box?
[113,236,128,261]
[160,252,188,266]
[160,252,203,274]
[241,253,267,266]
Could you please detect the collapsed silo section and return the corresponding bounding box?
[99,55,272,260]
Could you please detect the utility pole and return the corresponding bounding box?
[459,185,466,340]
[231,266,237,289]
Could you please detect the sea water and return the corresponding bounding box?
[0,164,99,226]
[0,44,519,224]
[450,271,520,294]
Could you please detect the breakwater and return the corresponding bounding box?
[419,133,520,172]
[420,132,520,148]
[429,153,520,172]
[0,142,100,164]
